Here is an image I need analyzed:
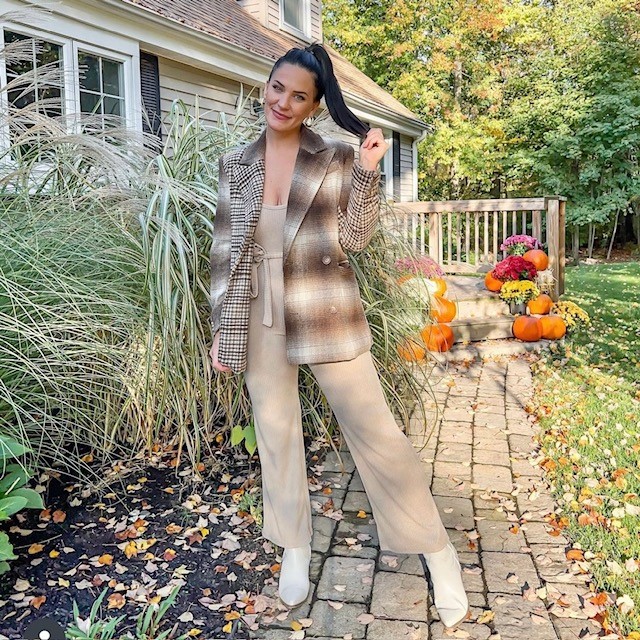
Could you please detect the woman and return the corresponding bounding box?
[209,43,469,630]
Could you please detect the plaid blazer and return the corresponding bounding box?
[210,125,381,373]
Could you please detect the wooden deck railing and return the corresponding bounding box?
[390,196,566,299]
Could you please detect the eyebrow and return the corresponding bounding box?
[272,79,309,96]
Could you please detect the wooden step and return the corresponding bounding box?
[450,315,514,342]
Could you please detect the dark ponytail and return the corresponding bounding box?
[268,44,370,138]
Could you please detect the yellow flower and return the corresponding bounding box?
[551,300,590,332]
[499,280,540,304]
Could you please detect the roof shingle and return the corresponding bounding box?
[122,0,420,123]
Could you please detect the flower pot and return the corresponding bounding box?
[508,301,527,315]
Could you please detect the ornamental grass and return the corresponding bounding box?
[0,38,435,481]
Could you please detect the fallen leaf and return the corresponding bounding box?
[28,543,44,555]
[98,554,113,566]
[30,595,46,609]
[356,613,375,624]
[476,610,495,624]
[52,510,66,523]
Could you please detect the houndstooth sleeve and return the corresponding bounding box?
[209,156,232,334]
[337,143,382,252]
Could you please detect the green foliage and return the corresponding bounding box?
[325,0,640,239]
[65,585,188,640]
[0,434,44,574]
[532,262,640,635]
[230,423,257,456]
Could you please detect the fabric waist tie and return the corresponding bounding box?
[251,242,283,328]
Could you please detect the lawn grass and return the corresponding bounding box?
[531,261,640,635]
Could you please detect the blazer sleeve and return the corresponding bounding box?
[209,156,232,334]
[337,143,382,252]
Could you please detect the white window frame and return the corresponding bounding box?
[72,40,135,130]
[0,20,139,151]
[279,0,312,40]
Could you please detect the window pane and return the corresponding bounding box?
[283,0,303,31]
[103,96,123,116]
[36,40,63,68]
[38,86,63,117]
[79,52,100,91]
[8,88,36,110]
[80,91,101,114]
[102,59,123,96]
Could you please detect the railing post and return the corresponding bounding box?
[428,212,440,262]
[546,196,566,300]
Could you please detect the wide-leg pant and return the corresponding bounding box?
[244,316,450,554]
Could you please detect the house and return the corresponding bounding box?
[0,0,428,201]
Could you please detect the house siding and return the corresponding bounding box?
[158,58,249,134]
[236,0,267,25]
[400,134,414,202]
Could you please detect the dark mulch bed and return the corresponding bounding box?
[0,438,327,640]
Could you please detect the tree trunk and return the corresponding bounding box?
[573,225,580,264]
[607,210,620,260]
[587,223,595,258]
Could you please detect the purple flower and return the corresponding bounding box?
[395,256,445,278]
[500,234,542,255]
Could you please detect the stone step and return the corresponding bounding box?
[433,337,554,363]
[454,296,511,319]
[450,315,514,342]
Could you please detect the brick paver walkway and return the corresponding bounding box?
[250,356,602,640]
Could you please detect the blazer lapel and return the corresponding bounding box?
[284,127,336,260]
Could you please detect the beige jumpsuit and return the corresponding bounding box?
[244,203,449,554]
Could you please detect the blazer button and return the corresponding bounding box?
[330,306,337,314]
[322,255,331,265]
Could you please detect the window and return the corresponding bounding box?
[78,52,125,129]
[281,0,310,37]
[0,26,135,141]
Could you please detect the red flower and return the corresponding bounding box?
[493,256,538,282]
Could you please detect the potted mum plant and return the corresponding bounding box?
[492,255,538,283]
[395,256,446,297]
[499,280,540,315]
[500,234,542,256]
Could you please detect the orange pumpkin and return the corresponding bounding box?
[528,293,553,315]
[512,316,542,342]
[430,277,447,297]
[429,296,457,323]
[397,338,427,361]
[540,315,567,340]
[523,249,549,271]
[484,270,503,292]
[420,323,455,352]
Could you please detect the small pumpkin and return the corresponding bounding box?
[429,296,457,323]
[484,270,503,292]
[397,338,427,361]
[430,277,447,297]
[512,315,542,342]
[540,315,566,340]
[523,249,549,271]
[528,293,553,315]
[420,323,455,352]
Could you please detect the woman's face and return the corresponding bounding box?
[264,63,320,134]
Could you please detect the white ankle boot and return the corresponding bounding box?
[278,544,311,608]
[421,542,470,630]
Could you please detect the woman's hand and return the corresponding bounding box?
[210,332,232,373]
[358,128,389,172]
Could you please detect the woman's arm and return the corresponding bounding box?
[338,129,388,251]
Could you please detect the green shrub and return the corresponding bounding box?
[0,434,45,574]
